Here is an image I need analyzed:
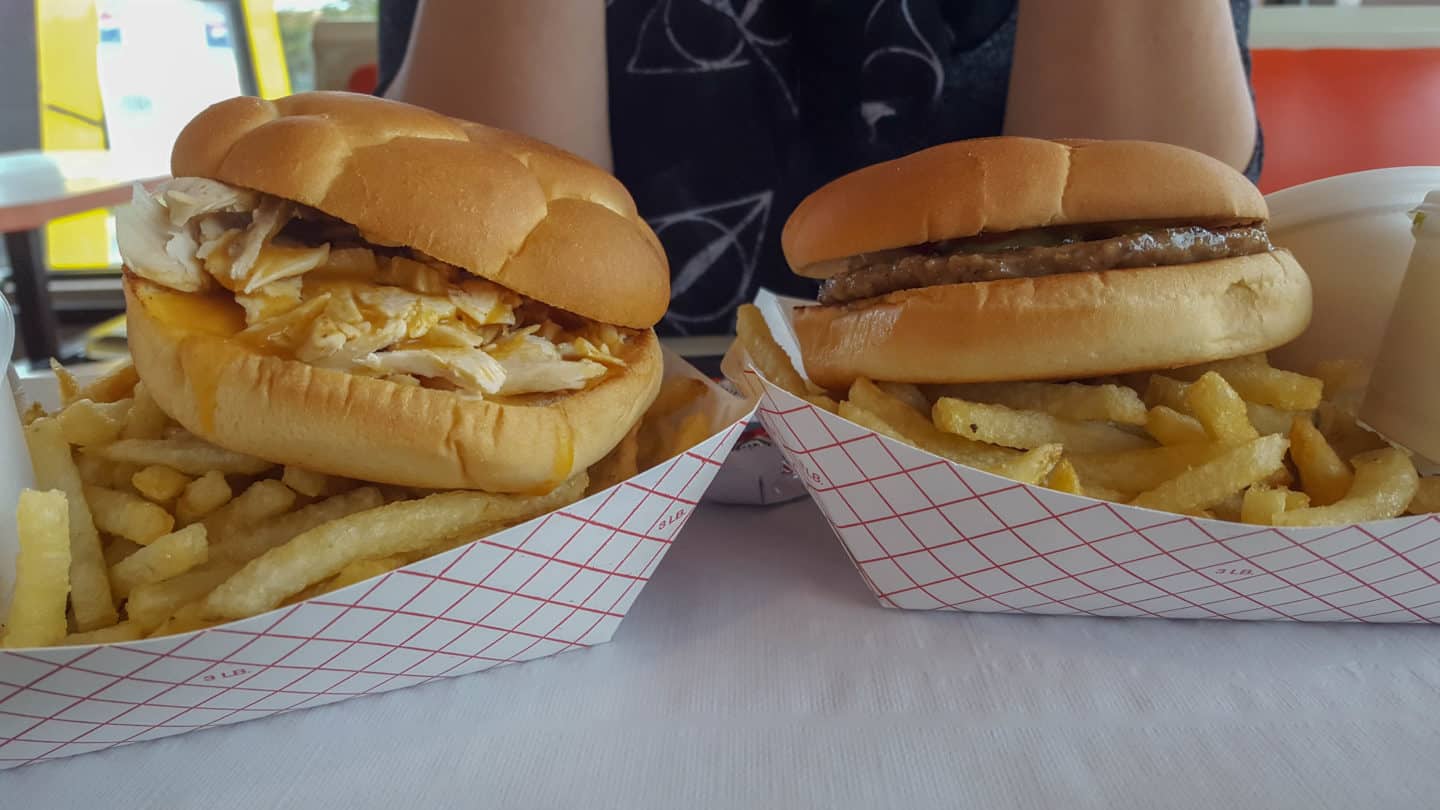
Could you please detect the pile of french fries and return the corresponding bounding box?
[737,304,1440,527]
[2,363,717,648]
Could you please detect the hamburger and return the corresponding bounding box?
[116,92,669,493]
[781,137,1312,390]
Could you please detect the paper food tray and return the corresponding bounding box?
[0,350,757,769]
[732,169,1440,627]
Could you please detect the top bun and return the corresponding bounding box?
[782,137,1268,277]
[172,92,670,328]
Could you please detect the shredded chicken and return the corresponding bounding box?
[118,178,628,398]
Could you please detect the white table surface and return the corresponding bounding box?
[5,497,1440,808]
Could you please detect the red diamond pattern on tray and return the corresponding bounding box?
[752,372,1440,625]
[0,417,750,770]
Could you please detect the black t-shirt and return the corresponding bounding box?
[378,0,1261,336]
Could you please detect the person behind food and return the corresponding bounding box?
[377,0,1261,338]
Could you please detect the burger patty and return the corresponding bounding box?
[816,225,1273,305]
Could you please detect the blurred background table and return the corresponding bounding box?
[5,497,1440,809]
[0,149,165,365]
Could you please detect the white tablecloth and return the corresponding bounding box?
[6,498,1440,808]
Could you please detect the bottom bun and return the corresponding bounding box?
[793,250,1313,389]
[125,276,662,492]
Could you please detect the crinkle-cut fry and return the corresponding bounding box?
[1070,443,1227,494]
[2,490,72,648]
[126,560,243,632]
[93,436,274,476]
[1145,406,1208,446]
[205,475,587,619]
[1290,415,1353,507]
[1276,448,1420,527]
[79,360,140,404]
[1185,372,1259,446]
[26,419,118,631]
[844,380,1020,471]
[108,523,208,599]
[84,484,175,544]
[1129,435,1290,515]
[1046,458,1083,495]
[1169,358,1323,411]
[120,382,171,440]
[736,304,837,412]
[63,621,144,646]
[927,381,1147,425]
[50,359,81,407]
[932,397,1151,453]
[588,423,641,493]
[1409,478,1440,515]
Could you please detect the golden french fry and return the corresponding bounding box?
[1315,401,1389,461]
[324,554,411,593]
[102,537,145,568]
[281,465,332,498]
[1070,443,1227,494]
[1143,376,1192,413]
[1241,485,1289,525]
[1130,435,1290,515]
[210,487,385,564]
[147,601,224,637]
[175,470,234,524]
[78,360,140,404]
[1276,448,1419,527]
[875,381,930,415]
[84,485,175,544]
[2,490,72,648]
[1290,415,1353,507]
[21,401,46,426]
[736,304,837,412]
[56,399,130,447]
[1246,402,1303,436]
[1046,458,1083,495]
[63,621,143,646]
[1409,478,1440,515]
[1145,406,1208,446]
[995,444,1064,487]
[932,397,1151,453]
[93,436,273,476]
[108,524,208,599]
[126,561,243,632]
[74,453,134,490]
[25,419,117,630]
[131,465,192,503]
[845,381,1019,470]
[928,381,1147,425]
[1211,492,1245,522]
[1285,490,1311,511]
[50,359,81,408]
[588,423,641,493]
[205,475,587,619]
[1185,372,1259,446]
[1170,358,1323,411]
[201,480,296,545]
[120,382,171,441]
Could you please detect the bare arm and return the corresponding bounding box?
[1004,0,1257,172]
[384,0,613,170]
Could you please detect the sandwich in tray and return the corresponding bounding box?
[0,92,752,652]
[733,136,1440,621]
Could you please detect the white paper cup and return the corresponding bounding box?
[0,295,32,611]
[1360,190,1440,464]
